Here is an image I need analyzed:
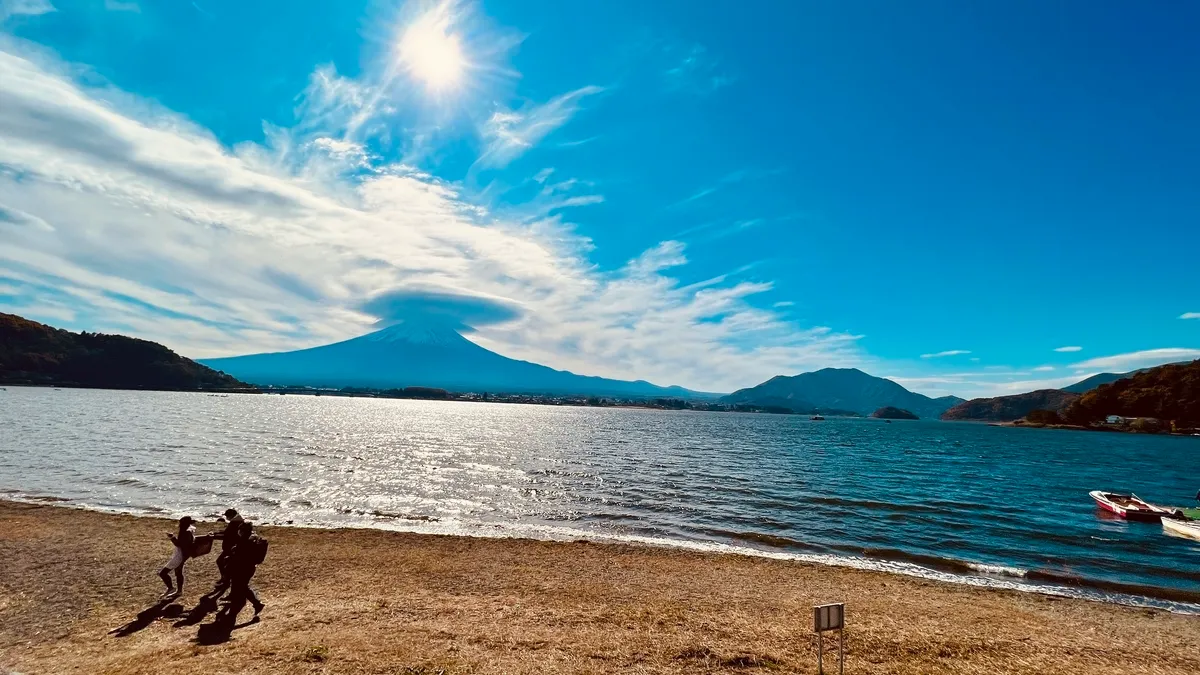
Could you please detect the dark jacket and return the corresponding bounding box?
[218,515,244,552]
[173,529,195,557]
[229,535,263,581]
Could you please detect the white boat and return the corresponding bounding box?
[1162,517,1200,542]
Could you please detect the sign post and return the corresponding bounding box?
[812,603,845,675]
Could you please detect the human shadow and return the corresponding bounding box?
[194,614,260,645]
[109,597,185,637]
[172,594,220,628]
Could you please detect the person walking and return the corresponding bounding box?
[159,516,196,598]
[209,508,244,595]
[218,521,266,622]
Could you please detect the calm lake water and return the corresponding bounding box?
[2,387,1198,611]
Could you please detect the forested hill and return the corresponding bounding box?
[940,389,1079,422]
[721,368,963,418]
[0,313,248,391]
[1062,360,1200,426]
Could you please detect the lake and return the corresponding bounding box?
[2,387,1198,611]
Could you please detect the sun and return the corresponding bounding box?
[398,9,467,92]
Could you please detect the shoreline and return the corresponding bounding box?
[3,501,1199,674]
[6,494,1200,613]
[985,419,1200,436]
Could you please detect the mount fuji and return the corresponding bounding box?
[199,321,706,398]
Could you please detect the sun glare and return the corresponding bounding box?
[399,9,467,91]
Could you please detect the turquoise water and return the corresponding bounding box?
[1,387,1198,610]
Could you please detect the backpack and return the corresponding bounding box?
[248,535,269,565]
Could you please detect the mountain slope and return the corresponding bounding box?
[720,368,963,418]
[1062,359,1200,426]
[871,406,918,420]
[0,313,247,390]
[1063,371,1133,394]
[940,389,1079,422]
[200,321,702,398]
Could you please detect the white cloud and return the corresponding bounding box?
[920,349,971,359]
[1032,365,1055,372]
[888,371,1089,400]
[1180,312,1200,320]
[0,46,864,392]
[1069,348,1200,372]
[664,44,735,95]
[1054,345,1082,352]
[475,85,604,169]
[1,0,54,22]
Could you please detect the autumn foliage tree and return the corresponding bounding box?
[1061,360,1200,427]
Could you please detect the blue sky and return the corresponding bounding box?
[0,0,1197,396]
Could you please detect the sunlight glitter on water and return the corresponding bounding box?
[2,387,1198,611]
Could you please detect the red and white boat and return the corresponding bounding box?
[1089,491,1175,521]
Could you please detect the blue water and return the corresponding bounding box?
[1,387,1198,610]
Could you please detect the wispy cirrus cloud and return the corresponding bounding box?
[0,43,864,392]
[664,43,735,95]
[1,0,54,22]
[920,349,971,359]
[1180,312,1200,320]
[1069,348,1200,372]
[887,370,1091,399]
[474,85,604,169]
[1054,345,1082,352]
[104,0,139,12]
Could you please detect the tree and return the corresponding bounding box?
[1024,409,1062,425]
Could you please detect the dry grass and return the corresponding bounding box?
[1,501,1197,674]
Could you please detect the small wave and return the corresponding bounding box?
[1026,570,1200,606]
[966,562,1028,578]
[702,528,818,550]
[860,547,978,575]
[243,495,281,507]
[102,476,151,488]
[370,509,439,522]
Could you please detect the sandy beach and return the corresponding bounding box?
[1,501,1197,674]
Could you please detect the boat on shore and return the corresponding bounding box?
[1089,491,1175,521]
[1162,517,1200,542]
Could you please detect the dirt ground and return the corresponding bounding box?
[1,501,1197,674]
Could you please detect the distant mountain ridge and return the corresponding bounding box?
[871,406,918,420]
[940,389,1080,422]
[720,368,964,418]
[0,313,247,391]
[200,320,708,398]
[1060,364,1182,394]
[1062,372,1130,394]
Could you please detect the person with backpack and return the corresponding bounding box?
[217,521,266,622]
[159,516,196,598]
